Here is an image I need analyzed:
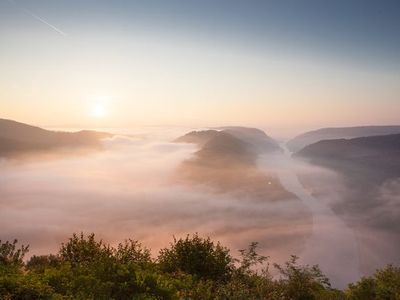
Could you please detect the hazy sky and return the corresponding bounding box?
[1,0,399,132]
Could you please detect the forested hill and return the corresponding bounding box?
[0,118,112,157]
[287,125,400,152]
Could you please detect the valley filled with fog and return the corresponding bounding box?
[0,127,308,261]
[1,123,399,289]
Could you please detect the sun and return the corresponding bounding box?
[88,94,112,118]
[91,102,107,118]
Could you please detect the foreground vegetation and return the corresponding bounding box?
[1,233,399,299]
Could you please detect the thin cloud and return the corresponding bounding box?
[8,0,66,36]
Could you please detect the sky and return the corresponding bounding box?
[0,0,399,135]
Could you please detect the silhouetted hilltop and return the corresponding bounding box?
[295,133,400,182]
[174,130,220,147]
[175,128,295,202]
[198,131,255,166]
[218,126,281,153]
[176,126,281,154]
[294,134,400,270]
[287,125,400,152]
[176,129,258,174]
[0,118,112,157]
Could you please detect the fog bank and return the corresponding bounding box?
[0,131,311,270]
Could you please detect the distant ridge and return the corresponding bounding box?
[295,133,400,182]
[174,130,220,147]
[0,118,112,157]
[176,126,281,154]
[287,125,400,152]
[174,127,293,201]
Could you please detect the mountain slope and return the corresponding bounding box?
[293,133,400,273]
[174,130,220,147]
[175,128,294,201]
[217,126,281,153]
[0,118,112,157]
[176,126,281,154]
[295,133,400,182]
[287,126,400,152]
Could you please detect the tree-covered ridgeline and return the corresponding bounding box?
[1,233,399,299]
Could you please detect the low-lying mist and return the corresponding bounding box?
[1,128,397,288]
[0,130,311,272]
[292,155,400,281]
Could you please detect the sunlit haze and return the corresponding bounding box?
[1,0,399,135]
[1,1,400,296]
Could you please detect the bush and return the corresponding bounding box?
[0,233,399,299]
[0,273,54,300]
[54,233,176,299]
[0,238,54,299]
[0,239,29,270]
[158,233,234,282]
[59,232,113,266]
[273,255,340,300]
[26,254,61,273]
[346,265,400,300]
[115,239,152,266]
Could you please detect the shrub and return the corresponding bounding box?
[59,232,113,266]
[158,233,234,282]
[0,239,29,270]
[273,255,336,300]
[26,254,61,273]
[346,264,400,300]
[115,239,152,266]
[0,233,398,299]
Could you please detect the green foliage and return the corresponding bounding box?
[115,239,152,266]
[0,239,29,270]
[59,232,113,266]
[26,254,61,273]
[0,272,54,300]
[273,255,341,300]
[0,240,54,299]
[236,242,269,275]
[346,265,400,300]
[52,233,177,299]
[0,233,399,299]
[158,233,234,282]
[212,242,275,299]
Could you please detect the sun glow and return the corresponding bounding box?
[88,94,112,118]
[91,103,107,118]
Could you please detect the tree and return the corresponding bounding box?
[0,240,53,299]
[115,239,152,266]
[0,239,29,270]
[214,242,276,300]
[59,232,113,266]
[26,254,61,273]
[346,265,400,300]
[158,233,234,282]
[0,233,398,299]
[273,255,334,300]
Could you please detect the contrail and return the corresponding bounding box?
[8,0,66,36]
